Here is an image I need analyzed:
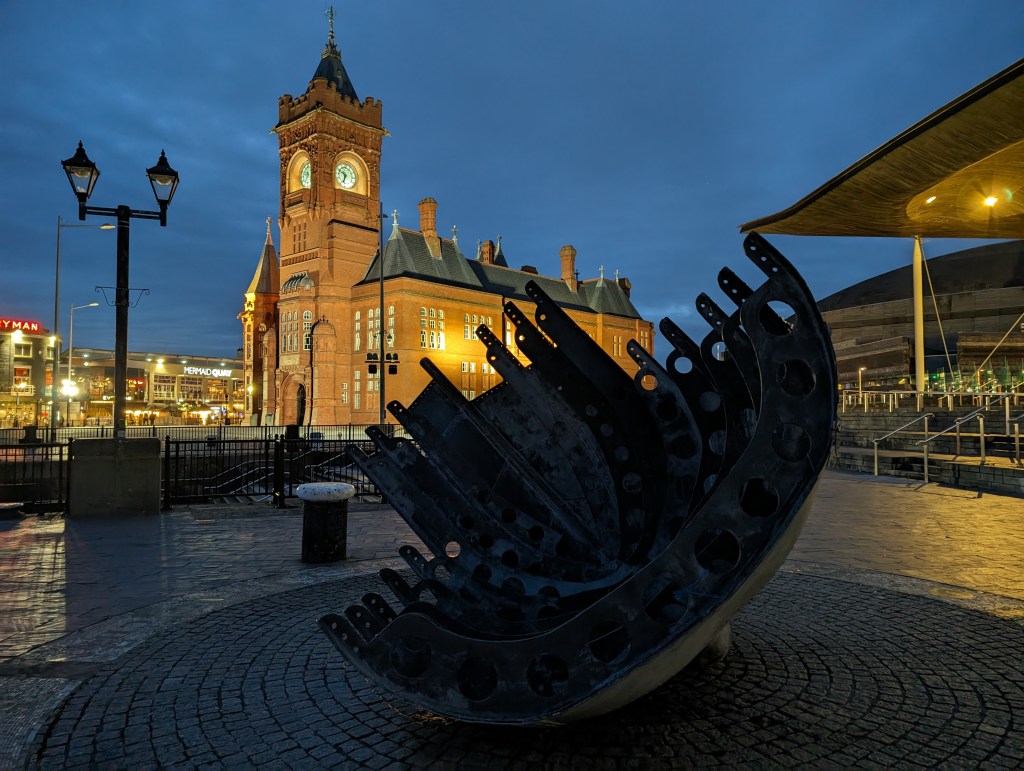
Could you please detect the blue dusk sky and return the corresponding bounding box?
[0,2,1021,359]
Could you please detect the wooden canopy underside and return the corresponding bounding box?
[740,57,1024,239]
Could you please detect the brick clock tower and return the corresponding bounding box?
[262,10,384,425]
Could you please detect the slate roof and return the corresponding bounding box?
[245,222,279,296]
[357,227,643,319]
[312,27,358,100]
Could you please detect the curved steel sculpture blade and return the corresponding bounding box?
[320,233,837,724]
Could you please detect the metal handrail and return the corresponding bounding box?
[917,392,1013,445]
[872,413,934,481]
[873,413,934,444]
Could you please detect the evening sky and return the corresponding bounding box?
[0,2,1021,358]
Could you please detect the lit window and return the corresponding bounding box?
[420,330,427,348]
[303,310,312,320]
[421,307,427,317]
[429,308,436,318]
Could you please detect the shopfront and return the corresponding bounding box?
[71,348,244,425]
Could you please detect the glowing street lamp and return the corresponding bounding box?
[61,141,179,439]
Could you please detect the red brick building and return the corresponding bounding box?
[239,16,653,426]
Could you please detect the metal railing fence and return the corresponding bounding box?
[0,441,68,513]
[0,423,401,447]
[0,424,402,513]
[161,436,386,509]
[842,388,1023,414]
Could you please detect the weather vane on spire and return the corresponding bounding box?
[322,6,339,59]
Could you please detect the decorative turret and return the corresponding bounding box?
[245,217,280,297]
[239,217,281,425]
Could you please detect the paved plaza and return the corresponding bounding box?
[1,470,1022,768]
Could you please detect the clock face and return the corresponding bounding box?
[335,162,357,190]
[300,162,311,189]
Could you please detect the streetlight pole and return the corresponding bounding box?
[61,142,178,440]
[52,216,112,432]
[307,316,327,426]
[63,301,99,425]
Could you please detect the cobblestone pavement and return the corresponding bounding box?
[1,471,1023,768]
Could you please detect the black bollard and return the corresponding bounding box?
[298,483,355,563]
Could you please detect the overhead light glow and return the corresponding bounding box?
[984,196,998,207]
[925,195,936,204]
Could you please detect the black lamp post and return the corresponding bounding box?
[61,142,178,440]
[307,316,327,427]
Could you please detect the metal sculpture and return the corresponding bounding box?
[320,233,837,724]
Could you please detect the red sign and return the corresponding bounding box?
[0,318,42,333]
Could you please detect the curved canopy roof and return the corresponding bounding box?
[740,57,1024,239]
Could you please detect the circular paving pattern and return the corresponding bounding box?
[33,573,1024,768]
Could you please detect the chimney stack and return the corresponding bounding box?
[418,197,441,257]
[480,239,496,265]
[560,244,577,288]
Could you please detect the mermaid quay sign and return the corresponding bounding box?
[183,366,232,378]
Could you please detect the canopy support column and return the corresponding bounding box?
[913,236,926,410]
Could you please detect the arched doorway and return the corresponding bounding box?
[296,384,306,426]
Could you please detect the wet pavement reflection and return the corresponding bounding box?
[0,471,1021,666]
